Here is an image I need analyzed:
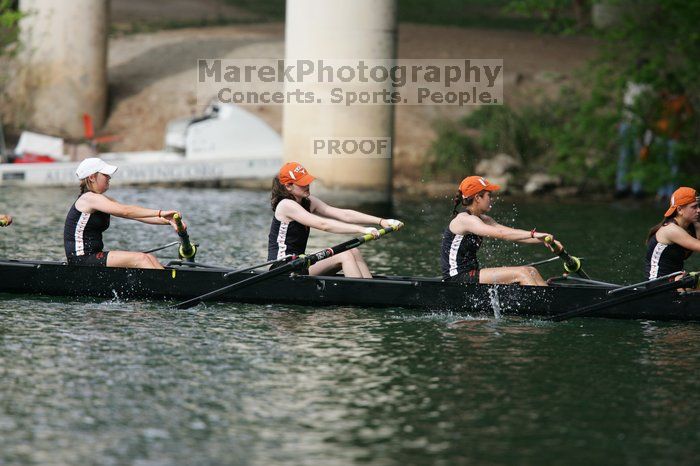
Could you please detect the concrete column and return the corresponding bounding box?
[283,0,397,203]
[17,0,108,138]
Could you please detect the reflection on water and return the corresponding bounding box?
[1,187,700,464]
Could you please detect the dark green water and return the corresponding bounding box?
[1,187,700,465]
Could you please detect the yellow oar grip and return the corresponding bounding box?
[173,213,185,231]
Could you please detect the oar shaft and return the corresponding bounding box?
[177,256,307,309]
[173,213,196,260]
[142,241,179,254]
[223,255,294,278]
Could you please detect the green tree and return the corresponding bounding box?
[0,0,22,55]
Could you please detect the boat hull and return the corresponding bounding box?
[0,260,698,321]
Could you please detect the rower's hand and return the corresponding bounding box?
[168,218,187,231]
[159,210,179,221]
[0,215,12,227]
[363,227,381,239]
[545,239,563,253]
[380,218,404,230]
[538,234,562,253]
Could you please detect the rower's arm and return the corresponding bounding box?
[133,217,170,225]
[310,196,382,225]
[457,214,548,243]
[80,193,167,220]
[279,199,368,235]
[664,224,700,252]
[478,215,547,244]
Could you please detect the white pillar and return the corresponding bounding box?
[283,0,397,203]
[17,0,108,137]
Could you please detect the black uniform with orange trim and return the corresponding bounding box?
[267,204,311,261]
[441,227,482,283]
[645,222,695,279]
[64,201,111,266]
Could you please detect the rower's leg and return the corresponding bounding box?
[479,266,547,286]
[309,251,364,278]
[308,254,343,276]
[349,248,373,278]
[107,251,164,270]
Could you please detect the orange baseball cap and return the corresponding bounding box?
[459,176,500,198]
[664,187,698,217]
[278,161,315,186]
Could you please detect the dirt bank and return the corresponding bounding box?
[104,21,597,187]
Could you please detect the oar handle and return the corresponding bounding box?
[173,213,196,260]
[544,235,589,278]
[173,213,186,233]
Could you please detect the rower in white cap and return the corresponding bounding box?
[64,158,182,269]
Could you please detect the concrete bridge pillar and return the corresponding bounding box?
[283,0,397,203]
[17,0,108,138]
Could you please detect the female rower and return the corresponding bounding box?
[441,176,562,286]
[645,186,700,279]
[0,214,12,227]
[269,161,402,278]
[64,158,181,269]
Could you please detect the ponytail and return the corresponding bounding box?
[451,191,463,217]
[79,179,89,195]
[451,190,485,216]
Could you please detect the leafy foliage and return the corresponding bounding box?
[424,120,477,181]
[0,0,21,55]
[428,1,699,191]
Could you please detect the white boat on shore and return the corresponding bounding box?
[0,103,282,187]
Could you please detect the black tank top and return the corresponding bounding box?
[645,222,695,279]
[64,201,111,259]
[441,222,482,280]
[267,201,310,261]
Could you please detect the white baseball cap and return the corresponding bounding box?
[76,158,118,180]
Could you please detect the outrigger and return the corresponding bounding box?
[0,224,698,321]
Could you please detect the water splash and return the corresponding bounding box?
[488,286,502,319]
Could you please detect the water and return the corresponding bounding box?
[1,187,700,465]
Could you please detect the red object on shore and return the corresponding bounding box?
[13,153,57,163]
[83,113,95,140]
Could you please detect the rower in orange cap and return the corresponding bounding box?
[268,161,402,278]
[645,187,700,279]
[440,176,562,286]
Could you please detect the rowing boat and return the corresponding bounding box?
[0,259,698,321]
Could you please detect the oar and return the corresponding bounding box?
[175,225,402,310]
[173,213,197,261]
[544,236,589,279]
[223,255,294,278]
[142,241,179,254]
[545,272,699,322]
[524,256,585,268]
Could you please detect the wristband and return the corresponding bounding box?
[158,210,162,218]
[530,228,536,239]
[379,218,385,226]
